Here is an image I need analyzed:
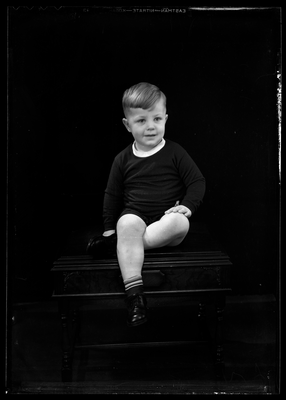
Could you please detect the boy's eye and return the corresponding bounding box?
[136,117,162,124]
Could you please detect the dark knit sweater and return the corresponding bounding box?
[103,139,206,231]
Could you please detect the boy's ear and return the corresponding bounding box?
[122,118,131,132]
[165,114,168,122]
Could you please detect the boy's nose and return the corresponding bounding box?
[146,123,155,131]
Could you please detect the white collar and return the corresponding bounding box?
[132,138,166,158]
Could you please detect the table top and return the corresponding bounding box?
[52,222,232,295]
[52,221,232,272]
[57,222,224,258]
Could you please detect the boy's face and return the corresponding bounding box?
[122,97,168,152]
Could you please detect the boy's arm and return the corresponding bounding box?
[176,148,206,215]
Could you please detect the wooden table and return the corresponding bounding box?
[51,222,232,382]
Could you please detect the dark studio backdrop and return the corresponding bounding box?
[7,7,280,301]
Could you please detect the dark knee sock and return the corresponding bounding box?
[123,275,144,297]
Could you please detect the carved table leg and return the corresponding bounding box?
[214,294,226,380]
[59,298,73,382]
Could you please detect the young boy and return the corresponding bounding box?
[87,82,206,327]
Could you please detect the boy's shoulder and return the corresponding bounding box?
[114,143,133,162]
[165,139,188,154]
[165,139,182,149]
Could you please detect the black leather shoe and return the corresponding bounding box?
[126,293,148,327]
[86,233,117,257]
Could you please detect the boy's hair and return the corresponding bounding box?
[122,82,166,117]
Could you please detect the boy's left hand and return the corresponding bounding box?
[164,204,192,218]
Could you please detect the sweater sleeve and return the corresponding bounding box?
[103,157,124,231]
[176,146,206,214]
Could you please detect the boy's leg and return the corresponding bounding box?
[116,213,147,281]
[143,212,190,250]
[116,213,148,327]
[116,213,190,276]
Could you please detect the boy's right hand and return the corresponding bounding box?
[103,230,116,237]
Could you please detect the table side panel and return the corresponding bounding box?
[53,264,232,295]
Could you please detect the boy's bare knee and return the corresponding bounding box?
[166,213,190,246]
[143,212,190,249]
[117,214,146,237]
[163,212,190,233]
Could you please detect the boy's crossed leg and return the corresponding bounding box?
[116,212,190,281]
[144,212,190,249]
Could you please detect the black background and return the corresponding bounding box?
[8,6,280,300]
